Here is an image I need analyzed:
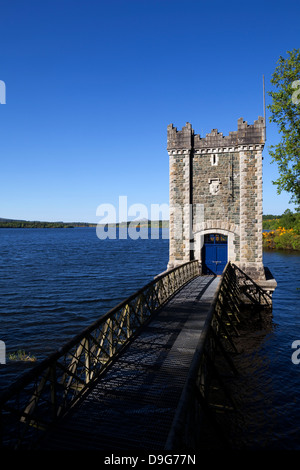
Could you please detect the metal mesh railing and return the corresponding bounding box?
[231,263,272,307]
[165,261,272,450]
[0,260,200,449]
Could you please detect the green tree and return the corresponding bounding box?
[280,208,296,229]
[267,49,300,208]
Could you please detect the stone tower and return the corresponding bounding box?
[167,116,267,282]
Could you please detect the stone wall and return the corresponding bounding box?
[167,117,266,281]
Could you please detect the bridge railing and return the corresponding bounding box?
[165,261,272,451]
[0,259,200,449]
[232,263,273,307]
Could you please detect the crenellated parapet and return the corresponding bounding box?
[167,122,193,150]
[167,117,265,151]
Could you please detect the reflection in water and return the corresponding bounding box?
[223,308,277,449]
[209,250,300,450]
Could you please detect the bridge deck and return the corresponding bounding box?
[39,275,220,451]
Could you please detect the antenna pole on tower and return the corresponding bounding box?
[263,74,266,140]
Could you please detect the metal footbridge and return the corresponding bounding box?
[0,261,272,451]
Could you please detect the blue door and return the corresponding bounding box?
[202,233,227,275]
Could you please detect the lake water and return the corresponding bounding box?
[220,249,300,450]
[0,228,300,449]
[234,249,300,450]
[0,228,169,391]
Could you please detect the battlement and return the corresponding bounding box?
[167,122,193,149]
[167,117,265,150]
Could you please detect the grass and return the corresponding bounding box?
[8,350,37,362]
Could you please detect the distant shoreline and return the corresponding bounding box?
[0,219,169,229]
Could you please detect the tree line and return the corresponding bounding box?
[263,209,300,251]
[263,209,300,233]
[0,220,94,228]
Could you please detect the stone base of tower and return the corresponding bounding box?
[236,261,266,282]
[258,266,277,299]
[235,261,277,301]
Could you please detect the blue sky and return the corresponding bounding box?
[0,0,299,223]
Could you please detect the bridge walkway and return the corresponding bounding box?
[38,275,220,451]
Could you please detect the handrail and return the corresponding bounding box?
[165,261,271,450]
[0,259,200,449]
[164,263,227,450]
[231,263,272,306]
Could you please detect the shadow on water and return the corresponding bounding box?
[199,250,300,450]
[221,307,277,450]
[197,305,278,450]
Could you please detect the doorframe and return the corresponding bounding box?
[194,228,236,272]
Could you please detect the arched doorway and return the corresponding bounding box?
[202,233,228,275]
